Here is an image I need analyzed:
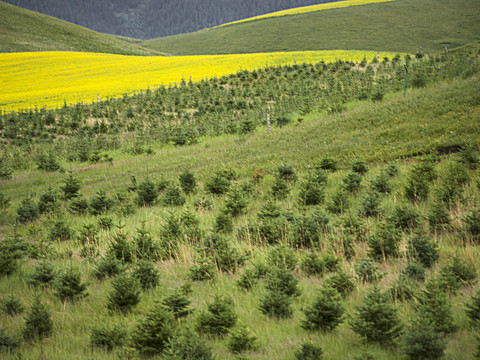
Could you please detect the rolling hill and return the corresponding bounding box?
[0,1,161,55]
[143,0,480,55]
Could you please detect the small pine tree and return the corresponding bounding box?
[137,178,158,205]
[227,326,258,354]
[295,342,323,360]
[90,324,127,350]
[132,260,160,290]
[259,290,294,319]
[53,266,88,302]
[106,273,141,314]
[107,231,134,263]
[131,304,175,356]
[1,295,24,315]
[179,169,197,194]
[301,286,345,332]
[16,197,39,223]
[224,187,247,217]
[163,327,214,360]
[417,279,457,335]
[466,289,480,328]
[195,296,237,336]
[60,171,80,199]
[265,267,300,297]
[162,289,193,319]
[23,299,53,341]
[401,317,446,360]
[407,233,439,268]
[0,328,20,351]
[93,254,125,279]
[350,286,403,345]
[28,260,56,287]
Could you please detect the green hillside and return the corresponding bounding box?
[143,0,480,55]
[0,1,162,55]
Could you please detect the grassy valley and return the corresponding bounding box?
[0,1,161,55]
[143,0,480,55]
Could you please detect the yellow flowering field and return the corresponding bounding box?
[218,0,397,27]
[0,50,399,112]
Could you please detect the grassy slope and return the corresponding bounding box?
[0,1,162,55]
[1,74,479,360]
[143,0,480,55]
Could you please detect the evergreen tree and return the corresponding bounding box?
[60,171,80,199]
[350,286,403,345]
[53,266,88,302]
[301,286,345,332]
[196,295,237,336]
[401,317,446,360]
[106,273,141,314]
[23,299,53,341]
[131,304,175,357]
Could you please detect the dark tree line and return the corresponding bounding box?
[4,0,341,39]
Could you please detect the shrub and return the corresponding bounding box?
[354,258,382,283]
[271,176,290,199]
[106,273,141,314]
[23,299,53,341]
[205,171,231,195]
[107,232,134,263]
[93,255,125,279]
[162,183,186,206]
[137,178,158,205]
[359,190,382,218]
[265,267,300,297]
[318,157,337,172]
[295,342,323,360]
[0,249,18,278]
[401,262,426,282]
[417,279,456,334]
[352,160,369,175]
[323,271,356,298]
[427,201,451,230]
[224,187,247,217]
[36,153,61,172]
[458,145,479,170]
[404,174,430,202]
[466,289,480,328]
[298,177,325,206]
[135,222,161,261]
[28,260,56,287]
[437,162,470,205]
[228,326,258,354]
[132,260,160,290]
[189,258,216,282]
[69,196,89,214]
[1,295,24,315]
[38,187,59,214]
[48,219,72,242]
[162,289,193,319]
[163,328,214,360]
[327,189,351,214]
[90,324,127,350]
[300,252,325,277]
[438,256,476,293]
[131,304,175,356]
[54,266,88,302]
[60,171,80,199]
[214,211,234,233]
[267,245,298,270]
[89,190,113,215]
[196,296,237,336]
[301,286,345,332]
[401,317,446,360]
[0,328,20,351]
[389,203,421,230]
[275,115,291,127]
[464,208,480,243]
[259,290,294,319]
[407,233,439,268]
[291,210,328,248]
[389,276,417,302]
[202,234,245,273]
[350,286,403,345]
[179,169,197,194]
[276,163,297,182]
[342,172,363,193]
[16,197,39,223]
[367,222,402,261]
[371,171,392,194]
[237,268,259,290]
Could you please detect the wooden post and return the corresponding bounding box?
[266,108,271,135]
[97,94,100,103]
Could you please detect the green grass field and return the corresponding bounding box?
[143,0,480,55]
[0,1,161,55]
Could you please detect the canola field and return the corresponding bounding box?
[0,50,399,112]
[217,0,397,27]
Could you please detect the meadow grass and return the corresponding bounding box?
[143,0,480,55]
